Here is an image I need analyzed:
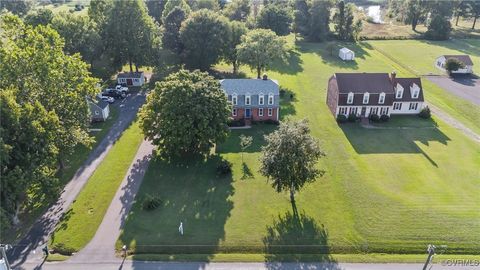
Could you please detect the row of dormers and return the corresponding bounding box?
[345,82,421,105]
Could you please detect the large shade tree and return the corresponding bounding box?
[223,0,250,21]
[139,70,231,159]
[162,6,187,54]
[104,0,159,72]
[332,0,362,41]
[0,14,98,166]
[257,4,292,36]
[223,20,247,74]
[260,119,325,204]
[180,9,230,70]
[236,29,287,79]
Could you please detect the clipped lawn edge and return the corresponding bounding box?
[50,121,144,254]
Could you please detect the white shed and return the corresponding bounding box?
[339,47,355,61]
[117,72,145,87]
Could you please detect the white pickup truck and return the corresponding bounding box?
[106,85,129,92]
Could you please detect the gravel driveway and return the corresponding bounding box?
[425,75,480,106]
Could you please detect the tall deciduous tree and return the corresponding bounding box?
[403,0,427,31]
[162,7,187,54]
[223,0,250,21]
[223,20,247,74]
[332,0,362,41]
[0,14,98,168]
[257,4,292,36]
[104,0,159,72]
[0,0,33,16]
[1,89,61,226]
[293,0,310,38]
[51,13,101,66]
[259,119,324,203]
[146,0,167,23]
[425,1,453,40]
[180,9,230,70]
[162,0,191,22]
[466,0,480,29]
[308,0,333,41]
[139,70,230,159]
[236,29,287,79]
[24,8,54,26]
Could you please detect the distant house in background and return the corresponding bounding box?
[435,55,474,74]
[117,72,145,86]
[326,72,425,118]
[220,75,280,122]
[89,99,110,122]
[339,47,355,61]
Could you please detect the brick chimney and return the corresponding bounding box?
[389,71,396,84]
[262,73,268,80]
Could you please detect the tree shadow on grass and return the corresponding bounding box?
[270,49,304,75]
[216,125,278,154]
[241,162,254,180]
[279,87,297,121]
[119,155,234,262]
[263,210,340,270]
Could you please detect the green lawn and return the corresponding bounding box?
[117,39,480,262]
[50,121,144,254]
[368,39,480,135]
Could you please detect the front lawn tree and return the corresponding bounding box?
[260,119,325,204]
[236,29,288,79]
[139,70,231,159]
[180,10,230,70]
[239,134,253,163]
[445,58,465,75]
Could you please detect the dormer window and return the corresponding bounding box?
[378,92,385,104]
[232,94,238,105]
[363,92,370,104]
[268,93,274,105]
[411,83,420,99]
[259,94,264,105]
[245,94,251,105]
[347,92,354,104]
[395,85,404,99]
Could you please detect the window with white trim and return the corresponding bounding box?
[347,92,354,104]
[370,107,378,115]
[412,88,419,99]
[393,103,402,110]
[268,108,273,116]
[232,95,238,105]
[245,95,251,105]
[259,95,264,105]
[339,107,347,115]
[396,88,403,99]
[259,108,264,116]
[378,92,385,104]
[232,108,237,116]
[380,107,388,115]
[363,93,370,104]
[409,102,418,110]
[268,94,274,105]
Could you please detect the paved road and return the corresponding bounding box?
[8,92,146,267]
[16,261,478,270]
[426,75,480,106]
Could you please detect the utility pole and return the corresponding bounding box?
[422,244,436,270]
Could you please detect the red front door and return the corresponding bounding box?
[126,78,133,86]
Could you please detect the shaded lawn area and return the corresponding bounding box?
[2,107,119,243]
[118,39,480,261]
[50,121,144,254]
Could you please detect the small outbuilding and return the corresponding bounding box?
[117,71,145,87]
[435,55,474,74]
[339,47,355,61]
[89,99,110,122]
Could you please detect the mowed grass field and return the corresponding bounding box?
[117,39,480,261]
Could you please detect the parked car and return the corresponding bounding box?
[103,89,126,99]
[99,95,115,104]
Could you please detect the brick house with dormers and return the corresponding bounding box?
[220,75,280,122]
[326,72,425,118]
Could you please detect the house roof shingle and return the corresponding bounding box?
[220,79,279,95]
[334,73,394,94]
[442,55,474,66]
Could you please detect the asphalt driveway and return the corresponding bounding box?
[425,74,480,106]
[8,91,146,267]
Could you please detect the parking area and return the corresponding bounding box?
[425,74,480,106]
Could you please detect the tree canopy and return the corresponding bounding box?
[333,0,362,41]
[259,119,324,203]
[257,4,292,36]
[236,29,287,79]
[445,58,465,75]
[162,7,187,54]
[223,20,247,74]
[223,0,250,22]
[180,9,230,71]
[139,70,230,159]
[162,0,191,22]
